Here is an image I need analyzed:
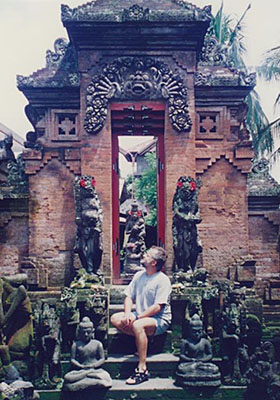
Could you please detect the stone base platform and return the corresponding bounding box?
[38,381,245,400]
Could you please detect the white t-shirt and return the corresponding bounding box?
[124,270,172,323]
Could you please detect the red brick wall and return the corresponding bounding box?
[0,216,28,276]
[28,159,76,287]
[249,215,280,294]
[198,157,249,279]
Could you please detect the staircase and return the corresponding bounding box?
[36,285,245,399]
[263,304,280,340]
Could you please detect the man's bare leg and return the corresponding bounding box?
[132,318,156,371]
[124,318,156,384]
[110,312,136,336]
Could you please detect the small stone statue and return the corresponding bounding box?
[244,341,280,400]
[220,284,248,384]
[123,202,146,273]
[35,302,62,389]
[74,176,103,277]
[176,314,221,387]
[0,276,33,360]
[0,345,39,400]
[85,289,108,345]
[0,135,16,163]
[60,287,80,353]
[172,176,202,273]
[221,318,242,384]
[63,317,112,392]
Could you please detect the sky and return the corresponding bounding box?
[0,0,280,139]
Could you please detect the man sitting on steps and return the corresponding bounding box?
[110,246,172,385]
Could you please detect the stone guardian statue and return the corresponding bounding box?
[74,176,103,276]
[172,176,202,272]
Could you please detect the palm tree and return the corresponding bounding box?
[209,1,273,155]
[257,45,280,161]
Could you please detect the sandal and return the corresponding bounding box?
[126,368,150,385]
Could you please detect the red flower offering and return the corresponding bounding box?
[80,179,86,188]
[190,181,196,191]
[91,178,96,187]
[177,181,183,188]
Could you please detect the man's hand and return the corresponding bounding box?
[121,312,135,328]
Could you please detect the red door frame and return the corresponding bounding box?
[111,102,165,284]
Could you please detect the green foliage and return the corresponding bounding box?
[134,152,157,227]
[246,90,273,154]
[210,2,273,156]
[258,46,280,93]
[257,45,280,147]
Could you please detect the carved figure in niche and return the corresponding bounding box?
[60,287,80,353]
[63,317,112,392]
[175,314,221,387]
[123,202,146,272]
[85,288,108,345]
[34,302,62,389]
[0,276,33,361]
[244,341,280,400]
[74,176,103,277]
[172,176,202,273]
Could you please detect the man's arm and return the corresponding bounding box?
[123,296,134,327]
[124,296,133,316]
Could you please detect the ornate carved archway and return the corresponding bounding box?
[84,57,192,134]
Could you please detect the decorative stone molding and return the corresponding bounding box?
[199,36,232,67]
[46,38,68,68]
[194,70,256,87]
[51,110,80,141]
[17,39,79,89]
[61,1,212,22]
[122,4,150,21]
[248,158,280,197]
[84,57,192,134]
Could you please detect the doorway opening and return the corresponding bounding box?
[111,102,165,283]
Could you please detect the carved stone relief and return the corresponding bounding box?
[61,1,212,23]
[199,36,231,67]
[84,57,192,134]
[194,70,256,87]
[17,39,79,89]
[46,38,68,68]
[122,4,150,21]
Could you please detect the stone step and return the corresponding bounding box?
[263,304,280,312]
[263,311,280,318]
[61,353,223,381]
[104,353,179,379]
[110,285,127,304]
[107,328,172,355]
[38,381,245,400]
[61,353,179,380]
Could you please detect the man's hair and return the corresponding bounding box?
[151,246,167,271]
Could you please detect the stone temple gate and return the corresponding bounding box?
[1,0,280,297]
